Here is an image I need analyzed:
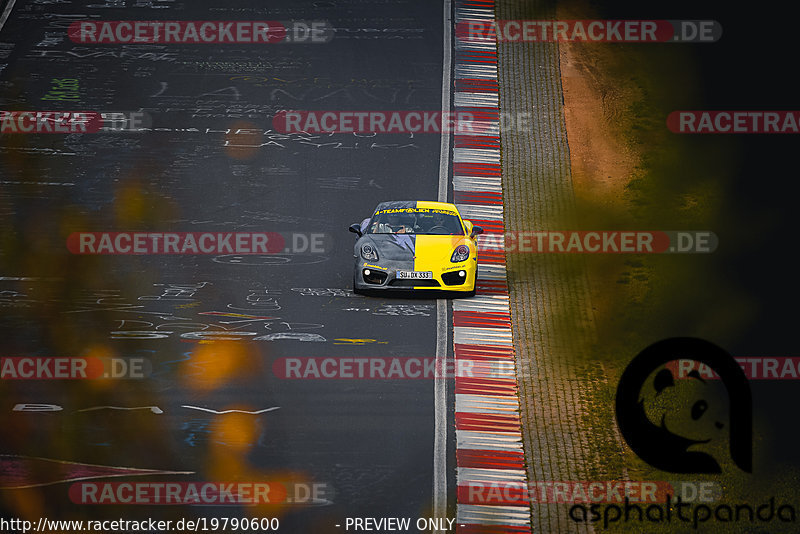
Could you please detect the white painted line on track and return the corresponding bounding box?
[438,0,453,204]
[434,294,448,524]
[0,0,16,34]
[433,0,454,526]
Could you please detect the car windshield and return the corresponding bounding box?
[366,208,465,235]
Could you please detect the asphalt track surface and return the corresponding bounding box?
[0,0,459,530]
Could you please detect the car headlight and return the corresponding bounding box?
[451,244,469,263]
[361,243,379,261]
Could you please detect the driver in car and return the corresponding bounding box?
[426,211,458,234]
[374,211,415,234]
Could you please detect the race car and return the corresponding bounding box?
[348,200,482,297]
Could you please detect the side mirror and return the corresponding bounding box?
[349,223,362,237]
[471,226,484,237]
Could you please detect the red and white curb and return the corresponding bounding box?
[452,1,531,532]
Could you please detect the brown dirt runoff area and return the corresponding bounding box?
[560,37,636,207]
[557,4,647,344]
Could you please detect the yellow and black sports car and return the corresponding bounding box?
[348,200,482,297]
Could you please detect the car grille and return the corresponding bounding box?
[389,279,441,287]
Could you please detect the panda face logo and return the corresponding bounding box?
[645,368,729,451]
[615,338,752,474]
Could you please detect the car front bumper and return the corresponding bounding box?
[353,260,477,293]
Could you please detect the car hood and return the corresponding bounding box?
[363,234,472,262]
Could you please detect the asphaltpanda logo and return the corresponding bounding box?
[615,337,752,474]
[569,338,797,531]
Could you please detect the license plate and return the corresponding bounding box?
[397,270,433,280]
